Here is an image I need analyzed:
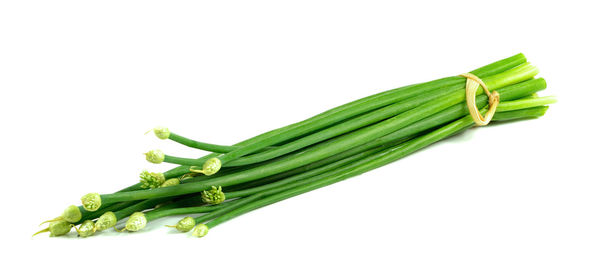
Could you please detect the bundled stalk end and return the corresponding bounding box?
[81,193,102,212]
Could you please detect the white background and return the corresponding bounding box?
[1,0,598,279]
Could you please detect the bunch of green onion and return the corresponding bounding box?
[35,53,556,238]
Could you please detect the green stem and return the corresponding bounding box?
[145,204,230,222]
[497,96,557,111]
[163,62,533,168]
[97,68,540,205]
[77,201,138,225]
[168,132,236,153]
[224,78,546,193]
[157,54,527,175]
[113,197,175,220]
[223,78,547,167]
[155,100,553,227]
[204,105,551,229]
[209,55,526,166]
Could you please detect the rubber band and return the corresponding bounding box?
[459,73,500,126]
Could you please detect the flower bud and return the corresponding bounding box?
[160,178,180,188]
[77,220,96,238]
[95,211,117,231]
[49,220,72,237]
[145,149,165,164]
[192,224,209,237]
[153,126,170,140]
[81,193,101,211]
[125,212,147,232]
[62,205,82,223]
[201,186,226,205]
[139,170,166,189]
[191,157,221,175]
[174,217,196,232]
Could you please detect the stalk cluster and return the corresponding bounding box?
[35,54,555,238]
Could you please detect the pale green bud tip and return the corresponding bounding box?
[95,211,117,231]
[62,205,82,223]
[125,212,147,232]
[175,217,196,232]
[160,178,180,188]
[153,126,170,140]
[77,220,96,238]
[201,186,226,205]
[139,170,166,189]
[81,193,101,211]
[49,220,72,237]
[192,224,209,237]
[202,158,221,176]
[145,149,165,164]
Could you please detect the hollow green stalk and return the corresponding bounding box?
[168,132,237,153]
[91,64,538,206]
[221,79,546,193]
[74,54,525,215]
[144,203,231,222]
[179,97,553,227]
[147,54,527,174]
[200,105,552,228]
[223,77,548,167]
[202,105,551,230]
[198,55,526,170]
[159,61,531,169]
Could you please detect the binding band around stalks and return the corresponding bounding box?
[460,73,500,126]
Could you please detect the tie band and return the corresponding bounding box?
[459,73,500,126]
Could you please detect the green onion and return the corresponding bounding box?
[35,54,555,238]
[93,65,540,206]
[202,104,553,232]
